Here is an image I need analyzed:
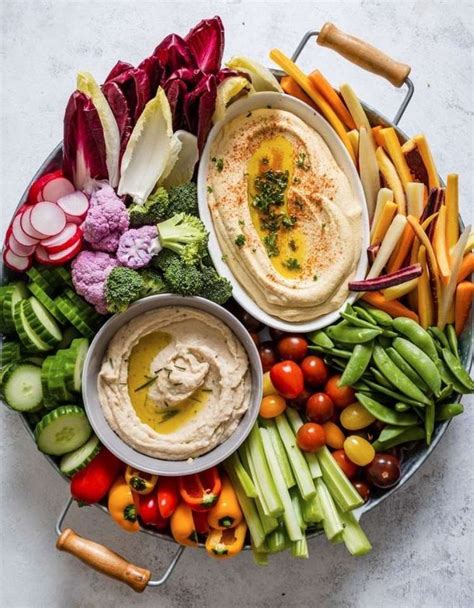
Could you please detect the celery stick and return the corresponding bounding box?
[290,487,307,531]
[338,508,372,556]
[267,522,287,554]
[252,543,269,566]
[262,419,296,488]
[301,493,323,523]
[275,415,317,500]
[239,443,271,516]
[290,535,309,559]
[330,532,344,545]
[255,496,279,535]
[315,477,343,541]
[259,428,303,542]
[223,461,266,549]
[227,451,257,498]
[317,446,364,512]
[285,408,322,478]
[248,426,284,518]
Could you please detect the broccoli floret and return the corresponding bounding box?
[168,183,198,217]
[105,267,143,313]
[152,248,179,272]
[139,268,167,297]
[199,266,232,305]
[128,187,170,227]
[161,255,203,296]
[157,213,208,264]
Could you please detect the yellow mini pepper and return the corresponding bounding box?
[108,476,140,533]
[170,502,198,547]
[207,475,243,529]
[205,521,247,559]
[124,465,158,495]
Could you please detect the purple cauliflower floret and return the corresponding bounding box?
[116,226,159,269]
[71,250,119,314]
[83,184,129,253]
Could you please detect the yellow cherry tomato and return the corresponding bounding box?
[259,394,287,418]
[322,421,345,450]
[340,402,376,431]
[262,372,277,397]
[343,435,375,466]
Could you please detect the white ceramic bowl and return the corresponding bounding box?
[197,91,369,333]
[82,294,262,476]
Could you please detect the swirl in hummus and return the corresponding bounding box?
[207,108,362,322]
[98,307,251,460]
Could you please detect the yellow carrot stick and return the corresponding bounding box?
[433,205,451,284]
[382,277,419,301]
[417,246,434,329]
[359,127,381,221]
[445,174,459,251]
[339,83,372,135]
[347,129,359,159]
[370,201,397,246]
[406,182,425,219]
[413,134,440,189]
[371,188,393,237]
[380,127,413,193]
[269,49,355,162]
[376,147,406,214]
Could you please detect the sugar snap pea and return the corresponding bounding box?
[358,304,393,326]
[441,348,474,392]
[437,384,454,401]
[372,426,425,451]
[435,402,464,421]
[395,402,410,412]
[392,317,438,361]
[429,326,450,351]
[340,311,397,337]
[369,367,393,388]
[327,324,382,344]
[309,345,353,359]
[435,358,468,394]
[308,330,334,348]
[377,425,411,444]
[356,393,419,426]
[378,336,392,349]
[352,305,378,324]
[339,341,374,387]
[445,324,460,360]
[373,345,432,405]
[424,400,435,445]
[386,347,428,389]
[354,378,426,407]
[392,337,441,396]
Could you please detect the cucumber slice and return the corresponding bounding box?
[34,405,92,455]
[55,296,95,338]
[47,352,76,402]
[1,341,21,367]
[64,288,101,325]
[41,356,58,409]
[52,267,73,287]
[26,267,59,294]
[59,434,101,476]
[56,326,81,349]
[23,297,63,345]
[3,282,29,333]
[27,282,68,325]
[0,285,9,333]
[26,408,48,428]
[14,300,52,352]
[1,362,43,412]
[64,338,89,392]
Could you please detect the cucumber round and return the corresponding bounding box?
[64,338,89,392]
[34,405,92,455]
[26,267,60,294]
[55,297,95,338]
[59,434,101,476]
[1,362,43,412]
[0,285,9,333]
[56,326,81,350]
[47,352,75,402]
[14,300,52,352]
[1,341,21,367]
[41,356,57,409]
[25,297,62,344]
[64,288,100,325]
[27,282,68,325]
[3,282,29,334]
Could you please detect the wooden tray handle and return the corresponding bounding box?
[317,22,411,87]
[57,528,151,592]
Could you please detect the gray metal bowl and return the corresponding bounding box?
[81,294,262,476]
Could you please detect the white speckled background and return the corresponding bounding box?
[1,2,473,607]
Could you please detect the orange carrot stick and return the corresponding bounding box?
[361,292,419,322]
[454,281,474,336]
[457,252,474,283]
[387,224,415,272]
[372,126,386,149]
[280,76,317,110]
[308,70,356,130]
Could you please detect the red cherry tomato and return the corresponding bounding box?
[258,341,278,373]
[353,480,371,502]
[324,374,356,409]
[270,360,304,399]
[305,392,334,423]
[269,327,287,342]
[366,453,401,488]
[332,449,359,480]
[288,387,311,409]
[249,332,260,347]
[276,336,308,362]
[300,356,329,387]
[296,423,326,452]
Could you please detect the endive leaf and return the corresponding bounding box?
[226,56,282,92]
[212,76,255,123]
[161,130,199,188]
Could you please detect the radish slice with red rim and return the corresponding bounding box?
[42,223,80,254]
[57,191,89,221]
[27,170,63,204]
[8,234,36,257]
[3,248,32,272]
[30,202,66,237]
[21,206,49,239]
[12,213,40,246]
[41,177,75,203]
[47,237,82,265]
[34,245,52,265]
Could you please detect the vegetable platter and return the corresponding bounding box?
[1,17,472,592]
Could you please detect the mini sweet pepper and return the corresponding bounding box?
[170,502,198,547]
[179,466,222,511]
[108,476,140,533]
[207,474,242,529]
[205,521,247,559]
[124,465,158,495]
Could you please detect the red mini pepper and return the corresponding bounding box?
[136,492,169,529]
[192,509,210,535]
[179,466,222,512]
[157,477,179,519]
[70,448,122,504]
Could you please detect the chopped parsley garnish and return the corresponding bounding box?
[221,254,229,263]
[212,157,224,172]
[261,157,269,165]
[283,257,301,270]
[321,223,326,230]
[159,409,180,423]
[289,238,297,252]
[313,274,318,281]
[207,186,213,193]
[296,152,310,170]
[238,219,245,227]
[294,198,305,209]
[246,111,252,118]
[293,176,301,184]
[253,170,289,213]
[263,233,279,257]
[282,214,297,228]
[235,234,246,248]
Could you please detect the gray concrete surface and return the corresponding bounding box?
[1,1,473,607]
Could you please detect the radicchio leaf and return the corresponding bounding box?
[138,55,163,97]
[183,73,217,151]
[105,60,134,82]
[102,81,132,157]
[153,33,196,80]
[185,16,224,73]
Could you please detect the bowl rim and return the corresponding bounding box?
[197,91,369,333]
[81,294,263,476]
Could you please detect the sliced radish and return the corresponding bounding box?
[3,248,32,272]
[30,201,66,237]
[57,191,89,224]
[12,213,40,246]
[41,176,75,203]
[21,205,49,239]
[34,245,53,265]
[8,233,36,257]
[47,237,82,265]
[42,223,81,254]
[27,170,63,204]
